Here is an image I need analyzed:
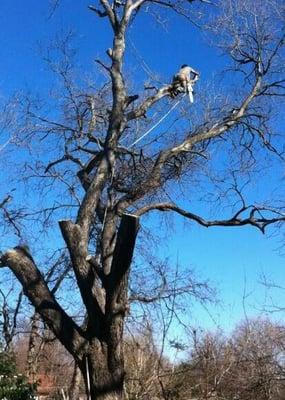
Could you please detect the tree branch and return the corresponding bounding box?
[76,152,113,238]
[45,154,84,173]
[100,0,117,29]
[0,247,86,361]
[88,5,108,18]
[126,85,172,121]
[117,73,263,212]
[135,203,285,232]
[106,214,140,312]
[59,220,106,326]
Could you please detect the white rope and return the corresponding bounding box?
[128,94,186,149]
[127,36,157,81]
[85,355,91,400]
[100,203,108,236]
[61,388,67,400]
[0,137,12,152]
[100,93,186,234]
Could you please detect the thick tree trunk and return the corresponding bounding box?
[81,340,124,400]
[68,363,82,400]
[82,215,139,400]
[0,215,139,400]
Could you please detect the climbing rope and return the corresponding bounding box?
[128,93,186,149]
[85,355,91,400]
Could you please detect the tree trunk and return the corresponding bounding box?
[0,215,139,400]
[69,363,82,400]
[81,214,139,400]
[26,312,41,382]
[82,339,125,400]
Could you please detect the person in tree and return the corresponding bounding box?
[171,64,200,102]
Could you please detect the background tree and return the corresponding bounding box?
[0,0,285,399]
[166,319,285,400]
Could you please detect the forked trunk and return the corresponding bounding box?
[81,214,139,400]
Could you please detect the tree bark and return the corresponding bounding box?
[0,247,86,362]
[69,363,82,400]
[26,312,41,382]
[83,340,124,400]
[82,214,139,400]
[0,214,139,400]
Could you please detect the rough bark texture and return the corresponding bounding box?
[69,363,82,400]
[85,215,140,400]
[0,215,139,400]
[26,312,41,382]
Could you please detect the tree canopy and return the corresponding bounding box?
[0,0,284,399]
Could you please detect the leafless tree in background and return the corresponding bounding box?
[169,319,285,400]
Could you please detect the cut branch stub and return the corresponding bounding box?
[106,213,140,312]
[104,213,140,385]
[109,214,140,282]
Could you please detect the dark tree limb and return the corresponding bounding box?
[107,213,140,304]
[76,153,113,239]
[105,213,140,378]
[0,247,86,361]
[135,203,285,233]
[45,154,84,173]
[126,85,172,121]
[59,220,106,326]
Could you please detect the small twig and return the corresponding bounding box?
[95,59,111,72]
[88,5,108,17]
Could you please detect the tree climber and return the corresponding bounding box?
[171,64,200,102]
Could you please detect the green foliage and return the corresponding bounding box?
[0,350,36,400]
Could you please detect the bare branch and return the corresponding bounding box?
[59,220,106,320]
[45,154,84,173]
[135,203,285,233]
[126,85,172,121]
[88,5,108,18]
[96,1,117,29]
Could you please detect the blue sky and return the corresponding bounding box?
[0,0,284,338]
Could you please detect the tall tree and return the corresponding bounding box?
[0,0,285,399]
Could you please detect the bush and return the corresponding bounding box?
[0,350,36,400]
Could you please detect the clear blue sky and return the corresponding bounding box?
[0,0,284,339]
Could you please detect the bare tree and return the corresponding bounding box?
[0,287,23,351]
[175,319,285,400]
[0,0,285,399]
